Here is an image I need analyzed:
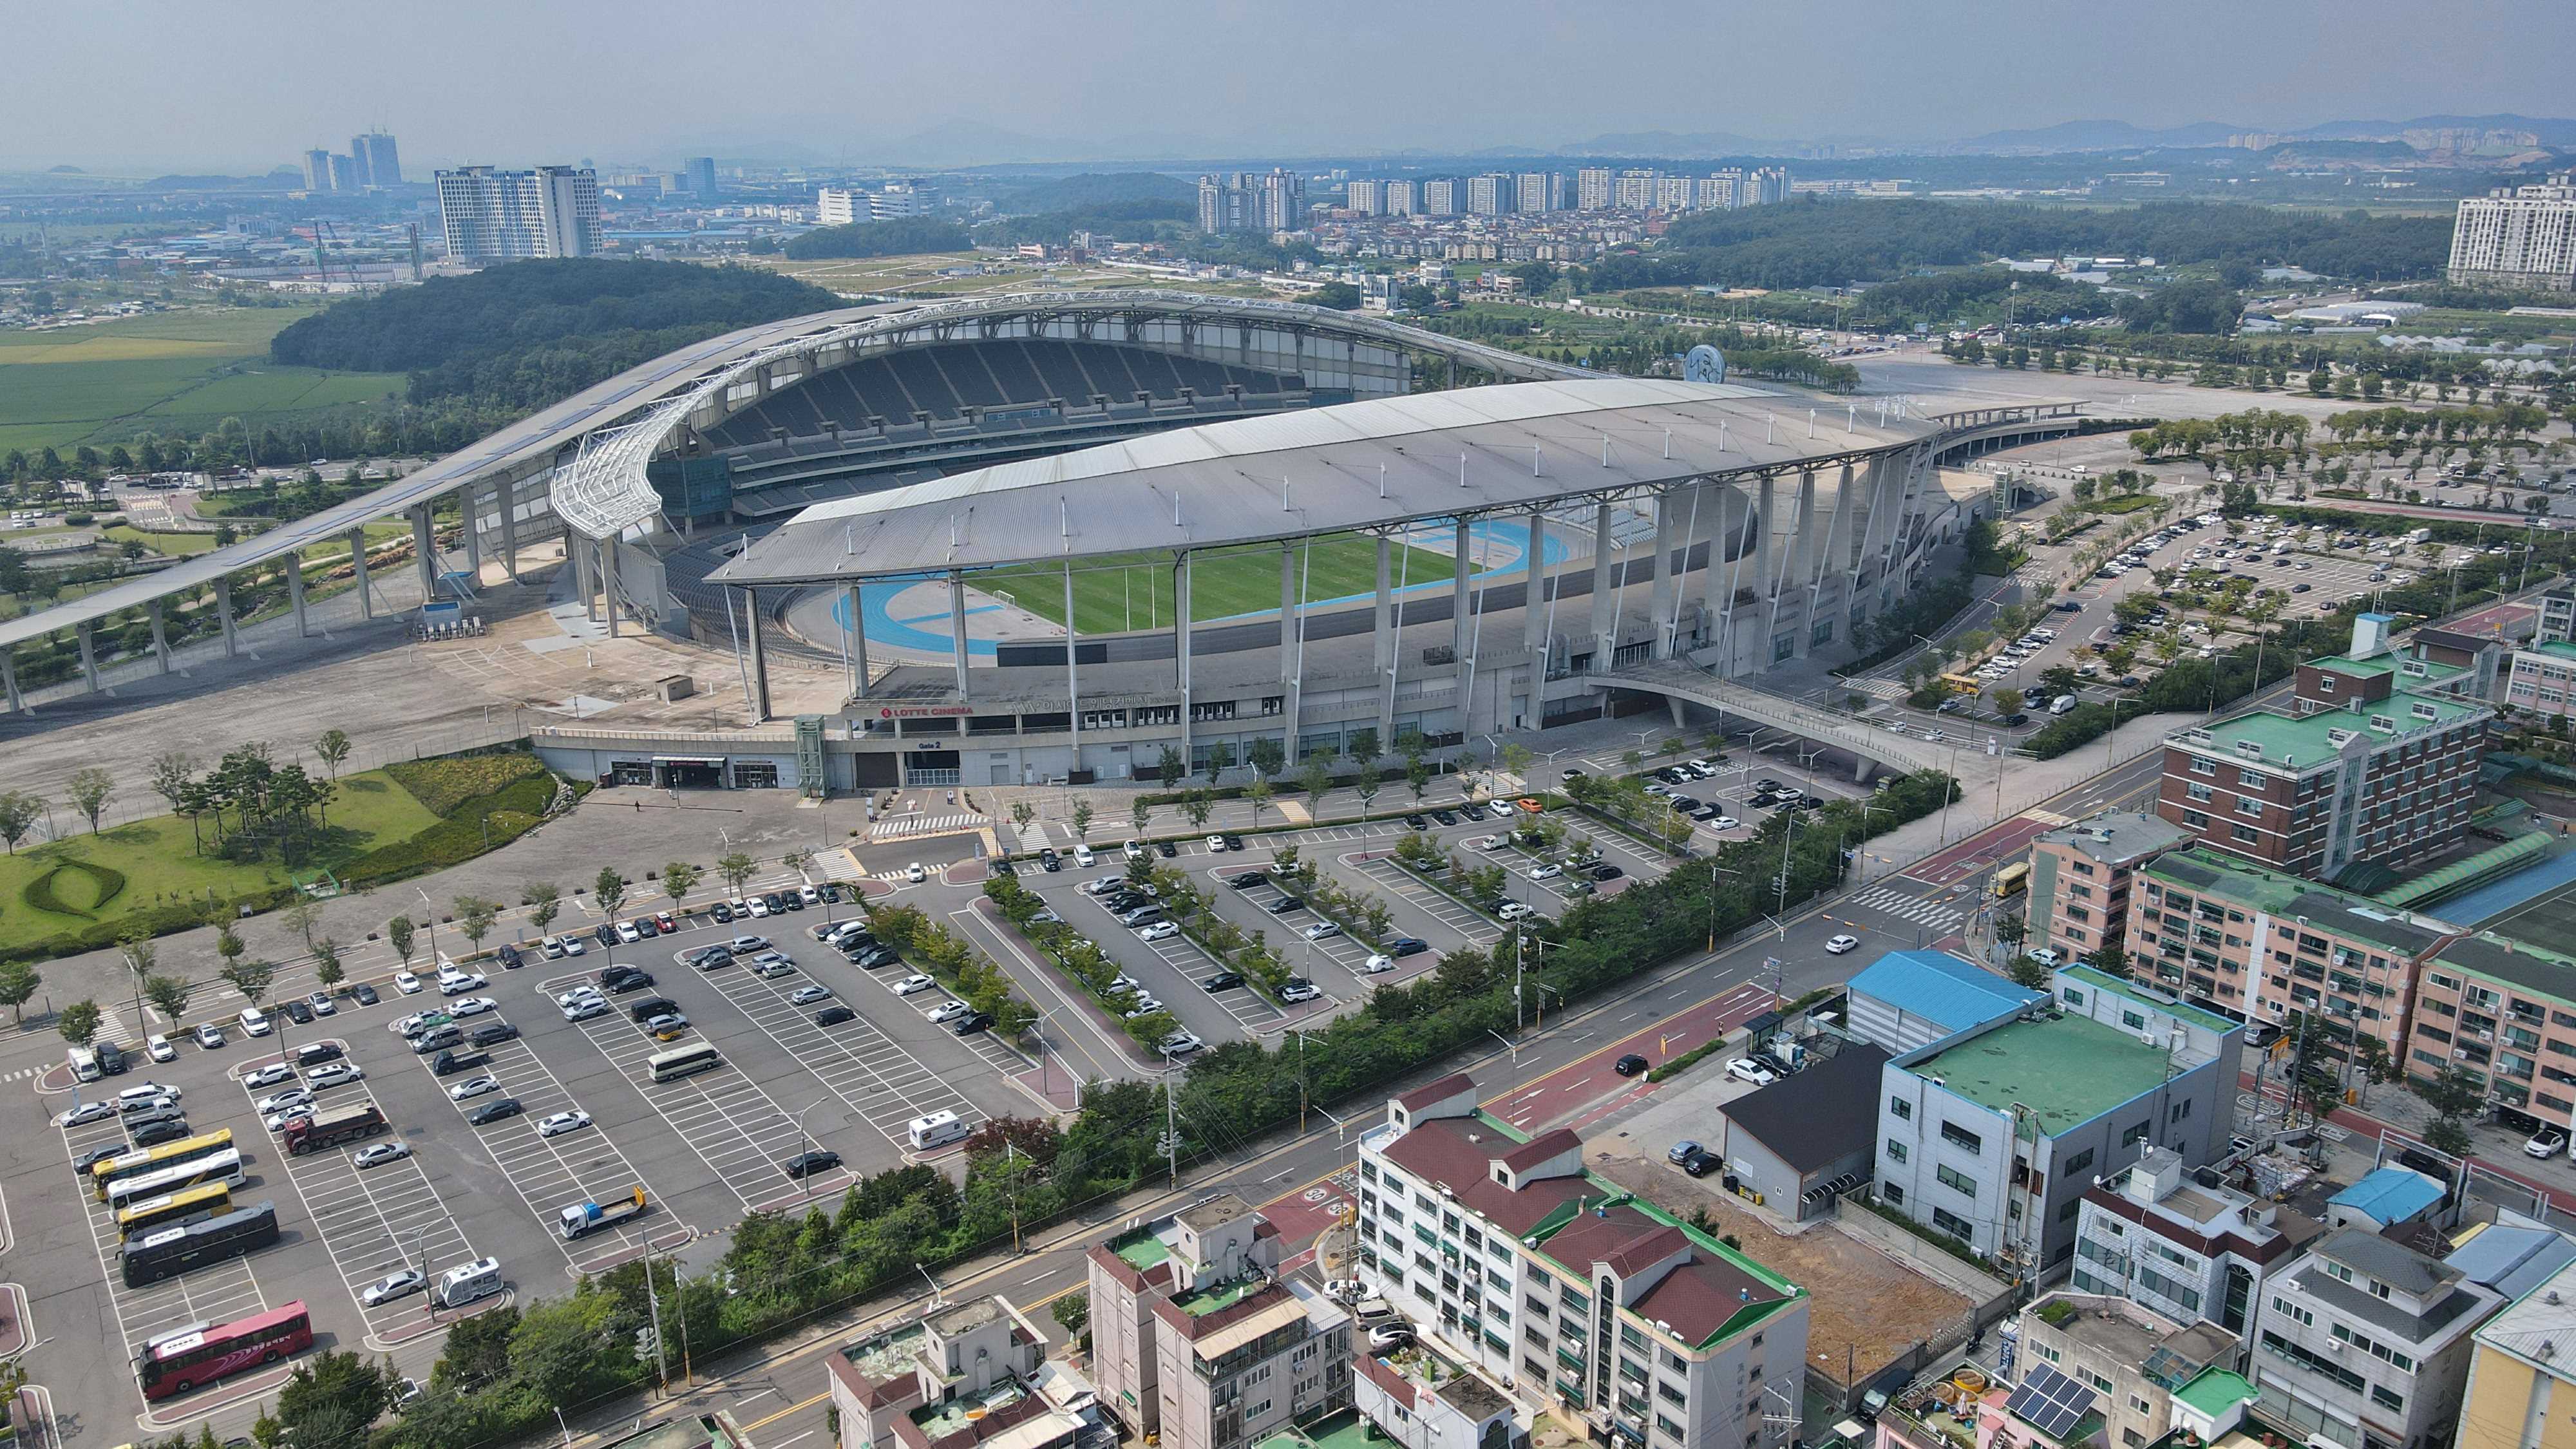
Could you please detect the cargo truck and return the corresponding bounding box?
[284,1103,390,1156]
[557,1186,649,1240]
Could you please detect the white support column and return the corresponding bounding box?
[1175,554,1195,766]
[848,582,870,698]
[1752,473,1776,600]
[149,599,171,674]
[412,506,439,600]
[1791,468,1821,590]
[215,575,240,658]
[285,553,308,637]
[1523,507,1548,660]
[76,620,100,692]
[743,586,771,724]
[948,573,970,698]
[346,529,372,620]
[601,538,622,639]
[1063,563,1081,761]
[1279,544,1300,759]
[461,486,484,578]
[1647,492,1677,659]
[1451,518,1472,667]
[573,536,596,621]
[1374,536,1396,755]
[0,650,19,713]
[498,473,522,582]
[1588,500,1616,671]
[1709,484,1743,667]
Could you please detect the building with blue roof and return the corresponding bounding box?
[1845,949,2046,1054]
[2327,1167,2447,1231]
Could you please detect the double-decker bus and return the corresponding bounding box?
[132,1300,312,1400]
[106,1149,247,1214]
[115,1182,233,1238]
[120,1199,279,1288]
[89,1128,234,1202]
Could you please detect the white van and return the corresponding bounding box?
[907,1110,969,1151]
[2049,694,2081,716]
[431,1256,503,1309]
[68,1046,101,1083]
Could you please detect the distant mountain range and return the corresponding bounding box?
[1923,112,2576,155]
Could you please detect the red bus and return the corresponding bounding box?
[133,1300,312,1400]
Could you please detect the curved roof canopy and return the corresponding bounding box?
[711,377,1937,585]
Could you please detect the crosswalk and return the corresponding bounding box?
[871,810,987,842]
[1846,884,1967,931]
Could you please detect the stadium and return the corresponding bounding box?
[0,290,2090,793]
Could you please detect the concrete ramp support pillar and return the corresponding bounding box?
[1523,508,1549,662]
[1588,500,1616,672]
[498,474,522,582]
[1280,544,1300,757]
[948,573,969,699]
[1753,475,1776,598]
[1176,554,1195,766]
[1373,536,1396,757]
[461,488,484,577]
[848,582,871,699]
[286,553,310,638]
[1703,484,1739,652]
[347,530,373,620]
[149,599,171,674]
[1792,469,1821,590]
[1451,519,1472,667]
[412,506,439,600]
[601,538,623,639]
[76,620,100,692]
[1647,491,1677,659]
[742,586,771,724]
[0,650,19,713]
[215,575,240,658]
[1063,564,1080,759]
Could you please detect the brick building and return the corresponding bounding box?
[2403,929,2576,1133]
[2028,812,2192,964]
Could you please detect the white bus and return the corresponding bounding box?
[907,1110,969,1151]
[108,1149,248,1213]
[646,1043,723,1083]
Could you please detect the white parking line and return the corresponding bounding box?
[60,1113,269,1376]
[681,951,985,1151]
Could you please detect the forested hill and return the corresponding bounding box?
[270,259,840,413]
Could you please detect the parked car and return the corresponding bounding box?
[1725,1058,1778,1086]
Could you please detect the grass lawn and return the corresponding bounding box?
[0,769,441,953]
[0,307,404,455]
[977,533,1481,636]
[101,524,225,556]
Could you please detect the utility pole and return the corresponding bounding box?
[643,1237,670,1389]
[1165,1075,1180,1188]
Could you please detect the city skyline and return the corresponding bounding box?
[5,0,2573,172]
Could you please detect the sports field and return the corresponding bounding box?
[976,533,1483,636]
[0,307,403,455]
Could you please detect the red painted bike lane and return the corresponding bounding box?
[1906,812,2054,887]
[1484,981,1779,1134]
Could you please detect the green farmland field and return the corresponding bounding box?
[975,533,1486,636]
[0,307,404,455]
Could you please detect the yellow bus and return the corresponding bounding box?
[1993,862,2032,898]
[116,1182,234,1239]
[90,1128,235,1202]
[1938,672,1984,697]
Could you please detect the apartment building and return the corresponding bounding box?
[1087,1194,1353,1449]
[1354,1343,1530,1449]
[2459,1256,2576,1449]
[1423,180,1459,216]
[1577,168,1613,210]
[2292,616,2486,717]
[2072,1146,2324,1336]
[2250,1227,2504,1449]
[817,188,863,227]
[2448,173,2576,290]
[1347,180,1385,216]
[825,1296,1084,1449]
[1514,173,1560,214]
[1468,174,1513,216]
[2016,1291,2243,1449]
[1876,969,2241,1275]
[2403,929,2576,1133]
[1385,180,1417,216]
[2028,812,2192,964]
[435,165,601,260]
[1358,1074,1810,1449]
[2123,848,2459,1063]
[2503,638,2576,721]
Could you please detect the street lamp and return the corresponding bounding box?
[787,1101,824,1203]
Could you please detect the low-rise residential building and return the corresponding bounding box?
[2403,929,2576,1134]
[826,1298,1084,1449]
[2123,848,2459,1065]
[1358,1074,1810,1449]
[2291,616,2487,717]
[1087,1194,1352,1449]
[2249,1227,2505,1449]
[1845,951,2045,1056]
[2072,1146,2324,1336]
[1354,1342,1530,1449]
[2459,1255,2576,1449]
[2028,813,2192,964]
[2503,638,2576,721]
[1716,1043,1891,1220]
[1875,969,2241,1276]
[2016,1291,2242,1449]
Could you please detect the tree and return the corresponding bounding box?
[57,998,102,1049]
[1246,737,1286,780]
[0,790,43,852]
[216,920,247,976]
[1244,779,1273,829]
[1406,756,1433,804]
[1202,741,1235,785]
[386,914,417,968]
[66,767,114,833]
[0,961,40,1024]
[1012,800,1037,833]
[2007,954,2052,990]
[455,896,498,951]
[1071,800,1095,840]
[2425,1116,2472,1157]
[221,960,276,1011]
[781,847,812,877]
[276,1347,393,1449]
[715,853,757,895]
[1299,758,1333,805]
[661,863,699,912]
[524,880,562,934]
[1131,797,1153,836]
[1051,1289,1091,1346]
[596,866,629,914]
[1356,766,1383,813]
[279,891,321,951]
[1157,746,1186,790]
[149,750,197,818]
[1990,687,2026,718]
[310,939,344,994]
[1182,791,1214,829]
[312,728,352,781]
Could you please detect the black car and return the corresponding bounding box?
[1267,896,1305,914]
[1586,863,1624,882]
[350,982,380,1007]
[783,1150,843,1179]
[604,970,656,994]
[820,884,843,903]
[281,1000,314,1025]
[1405,815,1429,829]
[1681,1149,1720,1179]
[594,923,618,947]
[991,857,1017,877]
[627,996,679,1022]
[1387,938,1430,958]
[1748,790,1782,808]
[782,893,806,912]
[467,1098,524,1126]
[75,1141,128,1173]
[1615,1054,1649,1077]
[762,892,788,913]
[1040,848,1061,871]
[633,916,659,938]
[951,1011,994,1036]
[1667,796,1699,813]
[1155,840,1179,858]
[431,1050,491,1078]
[1201,970,1245,991]
[851,945,900,969]
[815,1005,857,1027]
[1432,810,1459,826]
[1226,871,1266,889]
[1222,835,1245,851]
[497,943,524,970]
[710,900,735,922]
[132,1117,194,1147]
[469,1023,521,1046]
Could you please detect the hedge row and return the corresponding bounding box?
[339,775,560,888]
[384,751,547,815]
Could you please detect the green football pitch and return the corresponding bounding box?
[976,533,1486,636]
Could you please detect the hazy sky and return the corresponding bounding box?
[11,0,2574,173]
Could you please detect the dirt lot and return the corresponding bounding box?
[1588,1137,1974,1391]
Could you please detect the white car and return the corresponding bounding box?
[257,1087,314,1115]
[392,1010,449,1037]
[1824,934,1860,955]
[891,974,938,996]
[905,862,927,883]
[448,1075,502,1102]
[57,1100,118,1128]
[1280,983,1322,1003]
[354,1141,413,1170]
[1725,1057,1779,1087]
[1528,863,1563,880]
[393,971,422,995]
[306,1063,365,1090]
[746,895,772,917]
[1303,922,1341,941]
[1361,953,1396,974]
[560,935,587,956]
[1706,816,1739,831]
[2526,1128,2569,1160]
[1488,800,1517,820]
[1204,835,1227,853]
[118,1081,182,1105]
[789,984,833,1005]
[1073,845,1096,868]
[243,1061,298,1088]
[450,996,500,1019]
[615,922,642,943]
[2027,947,2063,968]
[307,990,337,1017]
[265,1104,316,1134]
[554,987,604,1009]
[1159,1032,1206,1057]
[1136,921,1180,942]
[240,1006,272,1037]
[438,971,488,996]
[925,999,974,1024]
[1083,876,1126,896]
[562,999,608,1023]
[1496,902,1536,922]
[1124,840,1149,862]
[194,1022,227,1049]
[362,1269,426,1307]
[538,1110,594,1139]
[1476,833,1510,851]
[147,1034,177,1063]
[728,935,770,954]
